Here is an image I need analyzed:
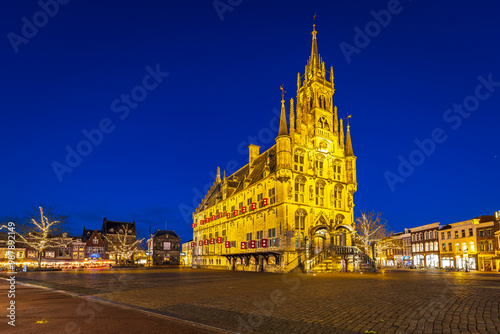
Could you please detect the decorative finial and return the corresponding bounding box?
[344,113,352,127]
[280,84,286,100]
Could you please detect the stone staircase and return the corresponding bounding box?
[307,245,377,273]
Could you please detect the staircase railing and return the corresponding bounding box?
[306,245,377,272]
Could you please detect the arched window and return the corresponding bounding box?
[462,242,467,252]
[434,241,438,251]
[334,184,343,209]
[315,181,325,206]
[335,214,344,225]
[295,209,306,230]
[294,150,305,172]
[318,116,330,131]
[334,161,341,181]
[315,155,325,177]
[425,232,428,240]
[434,231,438,239]
[425,242,429,251]
[412,244,416,252]
[294,177,305,203]
[420,233,423,241]
[455,243,460,252]
[420,243,423,252]
[429,242,433,251]
[470,241,475,252]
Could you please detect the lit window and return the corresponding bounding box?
[333,161,341,181]
[315,155,325,177]
[294,177,305,203]
[434,241,438,251]
[470,242,475,252]
[315,181,325,206]
[295,210,306,230]
[293,150,305,172]
[429,242,433,251]
[425,243,429,251]
[334,184,343,209]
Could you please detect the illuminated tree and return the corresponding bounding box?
[11,206,72,268]
[354,209,388,258]
[103,225,144,264]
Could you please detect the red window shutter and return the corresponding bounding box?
[261,239,268,248]
[249,240,256,249]
[242,206,247,213]
[210,238,215,245]
[225,241,231,248]
[204,239,209,245]
[217,237,222,244]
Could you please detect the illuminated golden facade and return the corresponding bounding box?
[192,25,358,272]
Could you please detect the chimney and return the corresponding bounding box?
[248,144,260,165]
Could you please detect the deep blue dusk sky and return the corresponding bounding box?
[1,1,499,243]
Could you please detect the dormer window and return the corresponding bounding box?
[109,228,114,232]
[93,237,99,244]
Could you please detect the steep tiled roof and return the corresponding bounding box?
[152,229,179,239]
[102,218,136,235]
[195,146,276,213]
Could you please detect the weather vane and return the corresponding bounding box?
[280,84,286,99]
[313,13,317,22]
[344,113,352,125]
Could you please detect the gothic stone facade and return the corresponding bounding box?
[192,25,357,273]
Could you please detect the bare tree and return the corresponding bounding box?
[354,209,388,257]
[103,225,144,265]
[14,206,72,268]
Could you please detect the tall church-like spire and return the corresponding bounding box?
[278,86,289,136]
[345,123,354,156]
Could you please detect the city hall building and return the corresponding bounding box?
[191,25,358,272]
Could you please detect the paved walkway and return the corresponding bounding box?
[1,268,499,333]
[0,278,231,334]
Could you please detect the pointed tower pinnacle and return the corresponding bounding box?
[345,122,354,156]
[216,167,221,183]
[311,22,319,60]
[334,106,339,135]
[290,98,295,134]
[223,170,227,182]
[340,118,344,149]
[278,85,289,136]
